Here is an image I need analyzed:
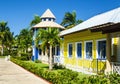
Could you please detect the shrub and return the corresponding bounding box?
[53,63,65,69]
[11,57,120,84]
[35,60,42,63]
[10,58,80,84]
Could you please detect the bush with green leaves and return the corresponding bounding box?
[10,57,79,84]
[11,57,120,84]
[78,73,120,84]
[53,63,65,69]
[35,60,42,63]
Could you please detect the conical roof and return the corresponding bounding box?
[32,21,64,29]
[41,9,56,19]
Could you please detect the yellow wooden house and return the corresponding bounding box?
[58,7,120,74]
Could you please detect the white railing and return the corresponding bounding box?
[39,55,49,63]
[39,55,64,64]
[53,55,64,64]
[111,62,120,74]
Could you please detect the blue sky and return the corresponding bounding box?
[0,0,120,35]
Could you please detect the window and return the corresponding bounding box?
[56,45,60,56]
[43,18,46,21]
[85,41,92,59]
[97,40,106,59]
[52,47,55,56]
[39,48,42,55]
[76,42,82,58]
[68,43,73,57]
[48,18,51,21]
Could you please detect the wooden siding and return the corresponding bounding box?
[63,30,107,71]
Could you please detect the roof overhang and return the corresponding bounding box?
[90,22,120,34]
[32,21,65,29]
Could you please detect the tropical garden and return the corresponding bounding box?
[1,11,120,84]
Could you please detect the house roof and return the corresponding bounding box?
[60,7,120,36]
[41,9,56,19]
[90,22,120,34]
[32,21,64,29]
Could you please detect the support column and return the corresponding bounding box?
[105,33,112,74]
[32,28,39,61]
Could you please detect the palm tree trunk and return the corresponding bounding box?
[49,45,53,70]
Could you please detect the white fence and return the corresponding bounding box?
[111,62,120,74]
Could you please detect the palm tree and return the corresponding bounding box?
[61,11,83,29]
[0,21,13,55]
[17,28,32,54]
[36,28,62,70]
[30,15,41,26]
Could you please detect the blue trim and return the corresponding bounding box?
[32,56,35,61]
[32,28,39,61]
[68,44,73,58]
[35,48,38,60]
[76,43,82,58]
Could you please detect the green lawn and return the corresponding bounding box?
[0,56,6,58]
[26,61,49,69]
[25,61,88,79]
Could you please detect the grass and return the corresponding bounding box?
[24,60,88,80]
[24,61,49,69]
[0,56,6,58]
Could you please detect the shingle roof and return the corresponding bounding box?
[60,7,120,36]
[41,9,56,19]
[32,21,64,29]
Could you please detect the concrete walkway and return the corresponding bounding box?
[0,58,50,84]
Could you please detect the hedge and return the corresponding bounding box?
[10,57,80,84]
[11,57,120,84]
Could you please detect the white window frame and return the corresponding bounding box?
[84,40,93,60]
[75,42,82,59]
[96,39,106,59]
[68,43,73,58]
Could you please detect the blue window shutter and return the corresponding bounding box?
[56,46,60,56]
[77,43,82,58]
[69,44,72,57]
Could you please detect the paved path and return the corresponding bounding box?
[0,58,50,84]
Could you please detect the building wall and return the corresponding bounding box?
[63,30,107,72]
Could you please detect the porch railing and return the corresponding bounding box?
[53,56,106,74]
[53,55,64,64]
[111,62,120,74]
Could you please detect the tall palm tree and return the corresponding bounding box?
[61,11,83,29]
[0,21,13,55]
[36,28,62,70]
[30,15,41,27]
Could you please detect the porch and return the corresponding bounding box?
[53,55,106,74]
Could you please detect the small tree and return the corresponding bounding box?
[36,28,62,70]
